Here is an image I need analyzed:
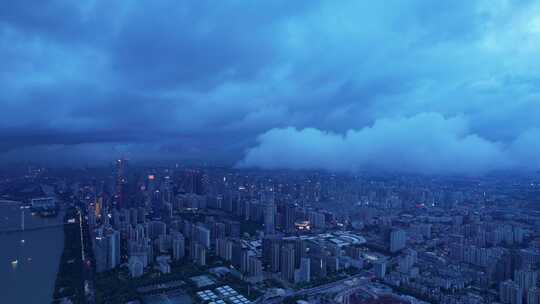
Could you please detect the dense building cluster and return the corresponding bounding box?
[73,163,540,304]
[6,162,540,304]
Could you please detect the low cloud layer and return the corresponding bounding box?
[2,1,540,173]
[239,113,540,174]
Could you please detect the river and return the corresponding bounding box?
[0,203,65,304]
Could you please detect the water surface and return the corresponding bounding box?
[0,204,64,304]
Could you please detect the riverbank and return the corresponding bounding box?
[51,209,84,304]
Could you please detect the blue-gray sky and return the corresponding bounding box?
[1,0,540,173]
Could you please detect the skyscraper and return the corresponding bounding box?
[115,158,128,208]
[107,230,121,269]
[281,244,295,282]
[500,280,523,304]
[172,233,185,261]
[295,257,311,284]
[514,269,537,293]
[374,260,387,279]
[284,204,296,232]
[528,287,540,304]
[390,229,407,253]
[264,200,276,235]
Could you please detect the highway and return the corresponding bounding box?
[256,274,371,304]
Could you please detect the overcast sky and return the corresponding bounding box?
[1,1,540,173]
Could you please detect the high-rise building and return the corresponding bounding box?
[94,229,121,272]
[310,255,327,279]
[264,201,276,235]
[115,158,128,208]
[94,235,108,273]
[295,257,311,284]
[374,260,387,279]
[128,256,144,278]
[390,229,407,253]
[263,235,281,271]
[107,230,121,269]
[281,244,296,282]
[216,238,233,261]
[308,211,326,229]
[248,256,263,281]
[193,224,211,248]
[528,287,540,304]
[514,269,537,293]
[294,239,307,268]
[500,280,523,304]
[172,233,185,261]
[270,242,281,273]
[284,204,296,232]
[190,242,206,266]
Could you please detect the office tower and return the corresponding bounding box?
[500,280,523,304]
[374,260,387,279]
[390,229,407,253]
[281,244,296,282]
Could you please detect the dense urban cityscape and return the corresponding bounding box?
[1,162,540,304]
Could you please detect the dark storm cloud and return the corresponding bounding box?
[1,0,540,173]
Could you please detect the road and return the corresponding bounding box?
[256,274,371,303]
[78,207,95,304]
